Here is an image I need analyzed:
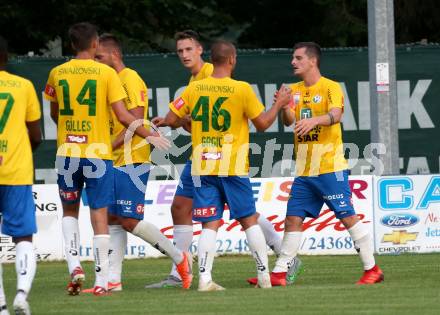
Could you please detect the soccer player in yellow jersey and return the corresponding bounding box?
[149,30,302,288]
[147,30,214,288]
[166,40,292,290]
[44,23,169,296]
[250,42,384,286]
[0,36,42,315]
[80,33,191,292]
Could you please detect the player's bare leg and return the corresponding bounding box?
[340,215,384,284]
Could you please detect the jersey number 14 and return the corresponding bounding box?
[59,79,97,116]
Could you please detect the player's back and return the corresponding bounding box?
[0,71,41,185]
[45,59,125,160]
[172,76,264,176]
[111,67,149,167]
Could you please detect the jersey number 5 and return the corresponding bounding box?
[0,93,14,134]
[59,79,97,116]
[191,96,231,132]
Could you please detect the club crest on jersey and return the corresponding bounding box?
[66,134,88,144]
[312,95,322,104]
[201,152,222,160]
[45,84,56,97]
[173,97,185,110]
[193,206,217,218]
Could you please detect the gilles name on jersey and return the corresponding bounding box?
[65,119,92,132]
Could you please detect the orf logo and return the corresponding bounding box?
[193,206,217,218]
[381,213,419,228]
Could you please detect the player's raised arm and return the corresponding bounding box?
[111,100,170,150]
[251,85,291,132]
[111,106,144,150]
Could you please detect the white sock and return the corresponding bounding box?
[15,241,37,294]
[108,225,127,283]
[257,215,282,255]
[0,264,6,306]
[273,232,302,273]
[170,225,193,279]
[245,225,269,275]
[62,216,81,274]
[93,235,110,289]
[132,221,183,264]
[348,222,376,270]
[197,228,217,283]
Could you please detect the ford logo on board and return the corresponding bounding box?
[381,213,419,228]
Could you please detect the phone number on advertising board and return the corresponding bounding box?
[190,239,251,254]
[300,236,354,251]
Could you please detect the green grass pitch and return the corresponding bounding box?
[2,253,439,314]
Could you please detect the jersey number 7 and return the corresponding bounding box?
[0,93,14,134]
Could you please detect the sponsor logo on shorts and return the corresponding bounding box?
[173,97,185,110]
[339,200,347,207]
[117,199,132,206]
[45,84,56,97]
[136,204,144,214]
[381,230,418,245]
[66,134,88,144]
[59,189,80,201]
[201,152,222,160]
[323,194,344,201]
[193,206,217,218]
[381,213,419,228]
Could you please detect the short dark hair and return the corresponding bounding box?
[174,30,201,44]
[210,40,236,66]
[0,36,7,65]
[293,42,321,68]
[68,22,98,52]
[99,33,122,54]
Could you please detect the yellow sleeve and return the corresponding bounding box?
[26,81,42,122]
[243,83,264,120]
[124,73,147,110]
[169,86,190,118]
[44,68,57,102]
[107,69,127,105]
[327,81,344,110]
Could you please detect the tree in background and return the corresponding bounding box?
[0,0,439,55]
